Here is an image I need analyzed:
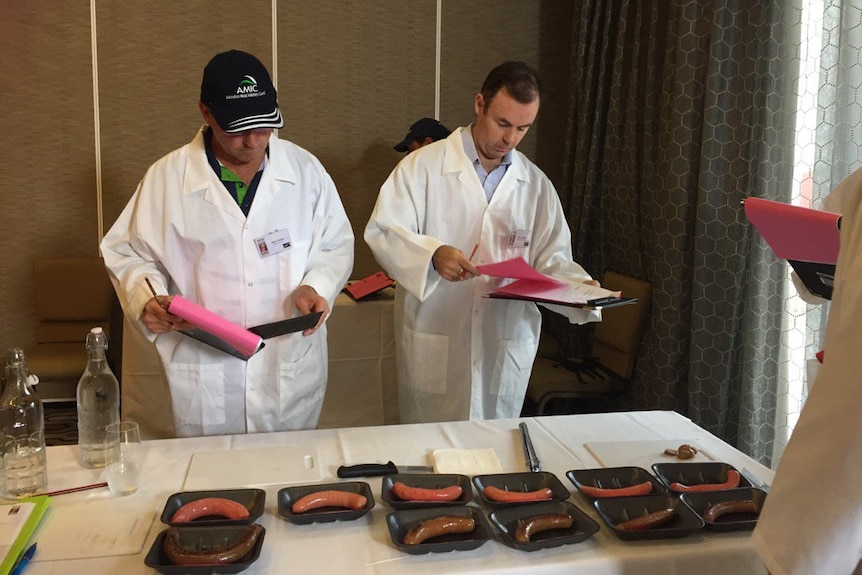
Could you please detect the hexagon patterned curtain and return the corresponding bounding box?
[557,0,802,466]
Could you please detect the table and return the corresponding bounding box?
[25,411,772,575]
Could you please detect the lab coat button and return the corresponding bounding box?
[248,282,253,287]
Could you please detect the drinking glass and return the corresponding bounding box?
[104,421,141,496]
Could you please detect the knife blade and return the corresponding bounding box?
[519,422,541,472]
[336,461,434,478]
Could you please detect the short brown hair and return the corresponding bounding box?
[480,61,543,108]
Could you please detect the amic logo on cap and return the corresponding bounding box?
[226,75,265,101]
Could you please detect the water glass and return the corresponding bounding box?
[104,421,141,496]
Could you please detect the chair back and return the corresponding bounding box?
[592,271,652,379]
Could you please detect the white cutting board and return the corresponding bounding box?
[584,440,714,470]
[183,444,321,490]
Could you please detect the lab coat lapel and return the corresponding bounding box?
[489,152,526,205]
[248,133,296,217]
[442,128,486,202]
[181,129,245,220]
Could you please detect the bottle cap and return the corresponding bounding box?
[90,327,104,334]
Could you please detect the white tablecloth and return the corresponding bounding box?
[25,410,772,575]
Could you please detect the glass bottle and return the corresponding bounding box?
[76,327,120,468]
[0,348,47,498]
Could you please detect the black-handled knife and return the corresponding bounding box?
[336,461,434,478]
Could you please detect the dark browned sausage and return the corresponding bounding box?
[403,515,476,545]
[615,508,676,531]
[514,513,574,543]
[703,500,759,522]
[163,524,264,565]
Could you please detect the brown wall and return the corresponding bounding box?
[0,1,573,353]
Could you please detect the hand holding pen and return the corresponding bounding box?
[143,278,195,334]
[432,244,480,282]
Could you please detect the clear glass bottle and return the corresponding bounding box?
[76,327,120,468]
[0,348,47,498]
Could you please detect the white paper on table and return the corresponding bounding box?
[584,440,714,469]
[431,448,503,475]
[34,502,154,561]
[184,444,321,491]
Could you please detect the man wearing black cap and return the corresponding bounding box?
[393,118,452,154]
[101,50,354,439]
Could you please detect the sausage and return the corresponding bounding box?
[703,499,759,522]
[615,508,676,531]
[669,469,741,493]
[514,513,574,543]
[403,515,476,545]
[664,444,697,459]
[390,481,463,502]
[483,485,554,503]
[163,524,264,565]
[578,480,653,498]
[170,497,250,523]
[291,489,368,514]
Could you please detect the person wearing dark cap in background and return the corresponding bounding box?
[101,49,354,439]
[394,117,451,154]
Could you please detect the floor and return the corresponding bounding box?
[44,402,78,446]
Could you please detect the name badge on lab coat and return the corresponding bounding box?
[255,229,292,257]
[508,229,531,248]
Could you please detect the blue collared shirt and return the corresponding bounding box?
[461,127,513,202]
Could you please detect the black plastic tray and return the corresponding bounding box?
[593,494,704,540]
[567,467,667,501]
[680,487,767,532]
[472,471,569,509]
[652,462,751,494]
[381,473,473,509]
[386,505,492,554]
[489,500,600,552]
[144,524,265,574]
[160,489,266,527]
[277,481,374,524]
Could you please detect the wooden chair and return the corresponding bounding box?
[22,257,119,402]
[524,271,653,415]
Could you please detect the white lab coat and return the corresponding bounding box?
[364,127,599,423]
[752,173,862,574]
[101,128,354,438]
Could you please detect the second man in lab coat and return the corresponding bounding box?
[365,61,599,423]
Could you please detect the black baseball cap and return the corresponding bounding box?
[200,50,284,133]
[393,118,451,151]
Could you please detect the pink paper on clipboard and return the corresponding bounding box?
[744,197,840,263]
[168,296,263,358]
[476,257,563,285]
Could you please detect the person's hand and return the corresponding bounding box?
[142,296,196,334]
[432,245,480,282]
[291,285,329,336]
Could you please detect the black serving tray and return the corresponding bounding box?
[680,487,767,532]
[386,505,492,554]
[472,471,569,509]
[160,489,266,527]
[381,473,473,509]
[594,494,704,541]
[489,499,600,552]
[567,466,667,501]
[144,524,265,575]
[277,481,374,525]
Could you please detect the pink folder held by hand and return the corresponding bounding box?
[167,295,264,359]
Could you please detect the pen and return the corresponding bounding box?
[145,277,169,311]
[10,543,36,575]
[37,481,108,497]
[468,244,478,262]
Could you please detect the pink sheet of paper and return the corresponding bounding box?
[167,295,263,358]
[476,257,563,286]
[745,197,840,263]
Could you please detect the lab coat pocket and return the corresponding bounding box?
[164,363,226,432]
[491,339,537,414]
[278,339,327,428]
[402,325,449,394]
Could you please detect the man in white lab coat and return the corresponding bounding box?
[101,50,354,438]
[365,61,599,423]
[752,174,862,573]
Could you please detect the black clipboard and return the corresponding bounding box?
[179,311,324,360]
[485,293,638,310]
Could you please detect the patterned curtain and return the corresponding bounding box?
[555,0,801,465]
